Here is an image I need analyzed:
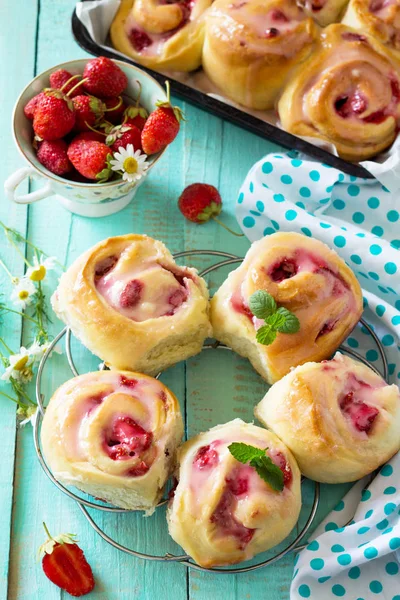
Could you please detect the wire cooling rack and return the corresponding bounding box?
[33,250,388,574]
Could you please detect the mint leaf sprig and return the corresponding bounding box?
[249,290,300,346]
[228,442,284,492]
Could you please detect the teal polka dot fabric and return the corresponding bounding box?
[236,151,400,600]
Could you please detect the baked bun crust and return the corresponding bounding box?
[41,370,184,512]
[342,0,400,51]
[167,419,301,567]
[51,234,212,375]
[255,353,400,483]
[202,0,319,110]
[278,24,400,162]
[299,0,349,26]
[110,0,212,72]
[210,232,363,384]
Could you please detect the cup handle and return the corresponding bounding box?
[4,167,53,205]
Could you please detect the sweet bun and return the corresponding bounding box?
[167,419,301,567]
[278,24,400,161]
[110,0,212,72]
[342,0,400,51]
[299,0,349,26]
[41,370,184,512]
[51,234,212,375]
[210,232,363,384]
[255,353,400,483]
[202,0,319,110]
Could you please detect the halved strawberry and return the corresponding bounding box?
[39,523,94,597]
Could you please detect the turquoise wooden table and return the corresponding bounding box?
[0,2,348,597]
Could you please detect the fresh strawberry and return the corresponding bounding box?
[178,183,243,236]
[106,123,143,152]
[49,69,81,97]
[24,92,45,120]
[39,523,94,597]
[124,105,148,131]
[67,133,112,181]
[104,97,126,124]
[33,90,75,140]
[141,82,183,155]
[83,56,127,99]
[37,140,72,176]
[72,95,105,132]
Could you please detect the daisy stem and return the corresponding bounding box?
[0,221,65,270]
[0,337,13,354]
[2,227,31,268]
[0,391,20,404]
[212,217,245,237]
[0,306,41,327]
[0,258,15,281]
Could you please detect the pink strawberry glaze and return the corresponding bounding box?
[269,450,293,486]
[226,474,249,496]
[120,375,138,388]
[119,279,143,309]
[193,444,220,470]
[104,416,153,460]
[342,32,368,42]
[269,258,298,282]
[210,489,255,549]
[95,255,118,280]
[340,390,379,433]
[230,289,253,322]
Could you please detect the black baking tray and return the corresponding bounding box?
[72,3,373,179]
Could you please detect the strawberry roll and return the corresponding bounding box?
[299,0,349,26]
[278,24,400,161]
[255,353,400,483]
[342,0,400,51]
[210,232,363,385]
[41,370,184,511]
[167,419,301,567]
[202,0,319,110]
[110,0,212,72]
[51,234,212,375]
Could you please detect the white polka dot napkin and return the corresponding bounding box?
[236,150,400,599]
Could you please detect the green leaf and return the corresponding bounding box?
[96,167,112,183]
[250,455,284,492]
[265,311,286,330]
[228,442,267,464]
[275,307,301,334]
[249,290,277,319]
[256,324,277,346]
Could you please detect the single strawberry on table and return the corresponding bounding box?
[178,183,243,236]
[82,56,128,99]
[33,90,75,140]
[37,139,72,176]
[67,133,113,182]
[141,81,183,155]
[39,522,94,597]
[72,95,105,132]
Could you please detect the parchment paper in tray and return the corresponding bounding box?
[75,0,400,193]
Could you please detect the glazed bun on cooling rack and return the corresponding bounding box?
[41,370,184,512]
[167,419,301,567]
[51,234,212,375]
[202,0,319,110]
[278,24,400,162]
[255,353,400,483]
[210,232,363,385]
[110,0,212,72]
[299,0,349,26]
[342,0,400,51]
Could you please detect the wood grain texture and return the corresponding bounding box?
[1,1,350,598]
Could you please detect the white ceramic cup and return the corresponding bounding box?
[5,58,167,218]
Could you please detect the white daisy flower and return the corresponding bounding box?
[11,277,36,309]
[18,406,38,427]
[28,339,61,363]
[110,144,149,183]
[1,347,34,383]
[26,255,57,282]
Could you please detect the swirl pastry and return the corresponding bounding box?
[278,24,400,161]
[299,0,349,26]
[202,0,319,110]
[255,353,400,483]
[342,0,400,51]
[210,232,363,385]
[110,0,212,72]
[51,235,212,375]
[41,371,184,511]
[167,419,301,567]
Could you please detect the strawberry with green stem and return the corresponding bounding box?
[39,522,94,597]
[123,81,148,131]
[141,81,183,155]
